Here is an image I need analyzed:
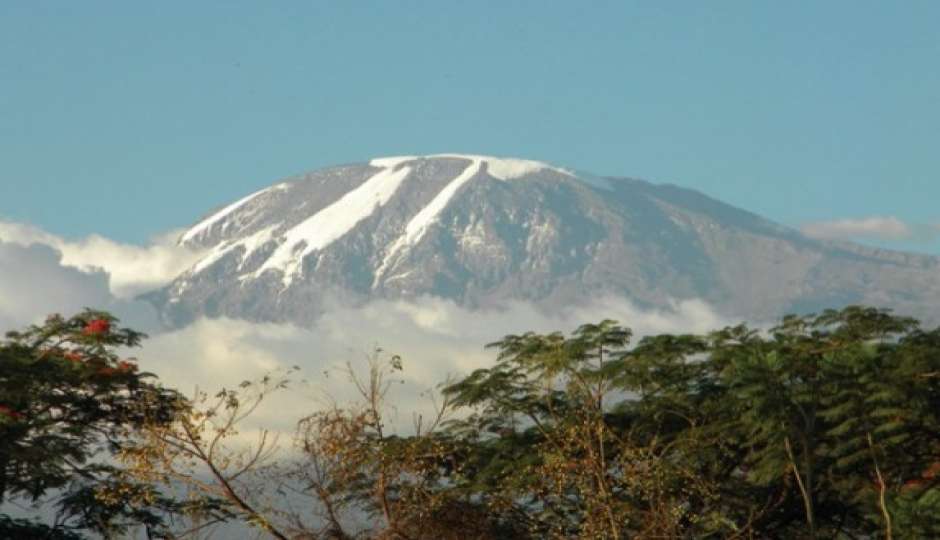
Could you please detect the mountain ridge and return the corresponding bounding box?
[146,155,940,328]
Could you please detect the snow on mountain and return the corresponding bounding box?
[256,163,412,285]
[148,155,940,328]
[180,188,268,244]
[179,155,573,286]
[375,159,482,284]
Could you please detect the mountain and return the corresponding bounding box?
[147,154,940,327]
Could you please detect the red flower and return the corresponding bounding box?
[63,351,84,363]
[82,318,111,336]
[117,360,138,373]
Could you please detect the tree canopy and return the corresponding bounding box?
[0,310,183,539]
[5,306,940,538]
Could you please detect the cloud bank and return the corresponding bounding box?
[800,216,924,240]
[801,216,914,241]
[0,220,734,437]
[0,221,204,299]
[141,296,734,437]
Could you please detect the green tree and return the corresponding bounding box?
[0,310,183,539]
[438,308,940,538]
[441,321,725,538]
[705,307,940,538]
[103,305,940,539]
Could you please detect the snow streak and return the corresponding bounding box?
[374,158,483,285]
[256,163,412,284]
[180,189,268,244]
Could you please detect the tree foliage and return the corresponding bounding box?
[7,306,940,538]
[0,310,184,539]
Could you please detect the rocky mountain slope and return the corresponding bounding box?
[146,155,940,327]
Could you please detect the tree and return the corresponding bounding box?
[289,351,496,539]
[438,308,940,538]
[116,369,292,539]
[705,307,940,538]
[119,348,493,539]
[103,305,940,539]
[0,310,183,539]
[440,320,727,538]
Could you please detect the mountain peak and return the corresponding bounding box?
[153,156,940,328]
[369,154,572,181]
[177,155,582,286]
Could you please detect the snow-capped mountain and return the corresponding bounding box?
[148,154,940,327]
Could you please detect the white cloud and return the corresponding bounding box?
[0,219,736,441]
[800,216,914,241]
[0,240,163,332]
[138,295,735,440]
[0,221,203,299]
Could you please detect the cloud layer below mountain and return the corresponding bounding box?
[0,220,735,437]
[800,215,940,243]
[801,216,913,240]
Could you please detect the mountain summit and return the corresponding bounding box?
[149,154,940,327]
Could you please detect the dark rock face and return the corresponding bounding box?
[146,155,940,327]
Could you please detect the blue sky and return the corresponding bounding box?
[2,2,939,253]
